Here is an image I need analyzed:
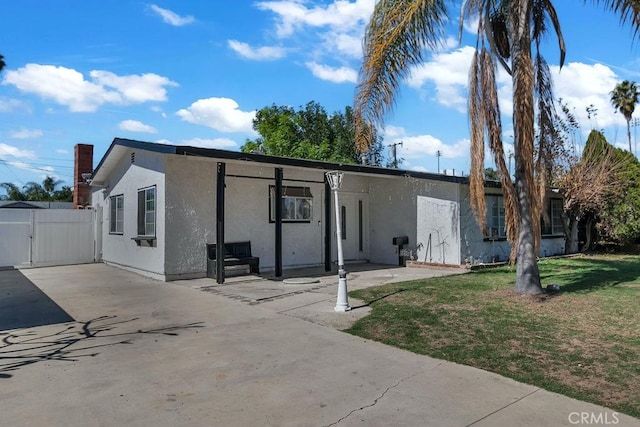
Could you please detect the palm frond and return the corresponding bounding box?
[469,49,487,231]
[354,0,449,151]
[595,0,640,37]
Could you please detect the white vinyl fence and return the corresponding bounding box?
[0,209,96,268]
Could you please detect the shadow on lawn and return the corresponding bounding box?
[541,256,640,293]
[0,316,204,379]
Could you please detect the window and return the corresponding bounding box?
[548,198,564,236]
[269,186,313,222]
[137,186,156,237]
[109,194,124,234]
[486,195,506,238]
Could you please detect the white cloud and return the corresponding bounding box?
[305,62,357,83]
[176,97,256,133]
[149,4,195,26]
[257,0,375,37]
[2,64,177,112]
[228,40,287,61]
[56,149,69,155]
[0,142,36,159]
[90,70,177,103]
[408,46,476,112]
[552,62,621,130]
[384,126,470,159]
[118,120,157,134]
[9,128,43,139]
[323,33,362,58]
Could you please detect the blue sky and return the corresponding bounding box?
[1,0,640,193]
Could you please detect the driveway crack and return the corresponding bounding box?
[324,372,420,427]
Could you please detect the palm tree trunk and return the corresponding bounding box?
[511,0,543,295]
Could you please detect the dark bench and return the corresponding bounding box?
[207,241,260,275]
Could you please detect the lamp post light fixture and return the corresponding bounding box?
[325,170,350,312]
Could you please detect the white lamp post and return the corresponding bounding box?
[326,170,350,312]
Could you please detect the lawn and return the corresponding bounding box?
[346,254,640,418]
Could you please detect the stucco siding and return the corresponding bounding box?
[92,149,166,279]
[459,186,565,264]
[368,176,460,265]
[164,157,328,278]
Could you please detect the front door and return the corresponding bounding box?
[336,192,368,262]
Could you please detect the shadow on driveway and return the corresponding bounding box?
[0,267,74,331]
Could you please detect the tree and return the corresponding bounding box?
[0,54,5,72]
[0,177,72,202]
[241,101,387,165]
[557,130,630,253]
[610,79,640,153]
[354,0,640,295]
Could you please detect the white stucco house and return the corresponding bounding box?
[89,138,565,282]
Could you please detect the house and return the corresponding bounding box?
[88,138,565,282]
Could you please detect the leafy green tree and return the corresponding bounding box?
[0,176,72,202]
[597,144,640,245]
[353,0,640,295]
[242,101,386,165]
[610,80,640,153]
[0,183,26,201]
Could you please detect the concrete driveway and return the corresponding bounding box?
[0,263,637,426]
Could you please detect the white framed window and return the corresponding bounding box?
[137,186,156,237]
[269,186,313,222]
[486,195,506,238]
[109,194,124,234]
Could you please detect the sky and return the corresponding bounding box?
[2,0,640,193]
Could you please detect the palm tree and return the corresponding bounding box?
[0,54,5,72]
[610,79,639,153]
[354,0,640,294]
[0,176,71,202]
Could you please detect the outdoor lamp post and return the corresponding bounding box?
[325,170,350,312]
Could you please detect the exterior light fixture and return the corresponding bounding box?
[325,170,350,312]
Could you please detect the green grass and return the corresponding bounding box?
[346,254,640,418]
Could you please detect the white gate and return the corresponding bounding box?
[0,209,96,268]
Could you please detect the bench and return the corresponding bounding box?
[207,241,260,275]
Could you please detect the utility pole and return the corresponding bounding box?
[436,150,441,174]
[389,141,403,168]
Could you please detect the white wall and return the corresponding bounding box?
[368,175,460,265]
[92,148,166,280]
[416,196,460,265]
[164,156,328,279]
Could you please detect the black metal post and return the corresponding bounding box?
[275,168,283,277]
[216,162,226,284]
[324,179,331,272]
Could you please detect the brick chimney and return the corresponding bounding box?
[73,144,93,209]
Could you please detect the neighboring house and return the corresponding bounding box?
[89,138,564,282]
[0,201,73,209]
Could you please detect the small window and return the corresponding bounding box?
[269,186,313,222]
[109,194,124,234]
[486,195,506,238]
[137,186,156,237]
[550,199,564,235]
